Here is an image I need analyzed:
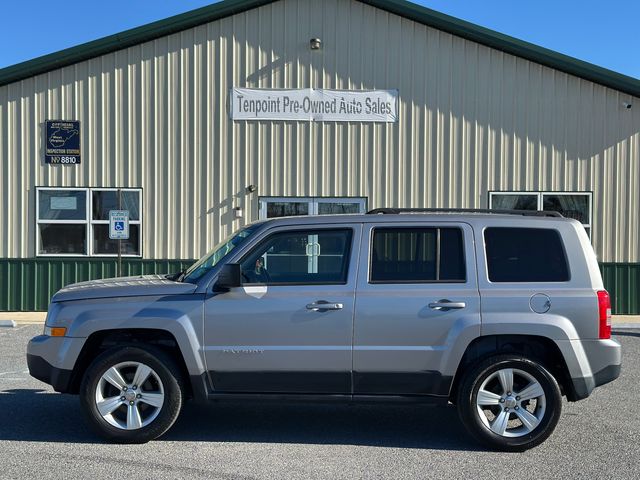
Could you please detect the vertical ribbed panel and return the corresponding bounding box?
[0,258,194,311]
[0,0,638,262]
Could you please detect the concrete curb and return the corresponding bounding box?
[0,319,17,328]
[613,324,640,330]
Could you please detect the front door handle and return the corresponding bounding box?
[306,300,344,312]
[428,299,466,311]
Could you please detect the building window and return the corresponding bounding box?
[258,197,367,219]
[36,187,142,257]
[489,192,592,237]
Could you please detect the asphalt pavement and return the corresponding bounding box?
[0,325,638,479]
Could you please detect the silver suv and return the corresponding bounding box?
[27,209,621,451]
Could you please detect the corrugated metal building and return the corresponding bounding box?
[1,0,639,312]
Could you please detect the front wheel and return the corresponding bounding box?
[79,346,184,443]
[456,354,562,451]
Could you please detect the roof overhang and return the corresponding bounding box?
[1,0,639,98]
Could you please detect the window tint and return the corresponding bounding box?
[370,228,465,283]
[484,228,569,282]
[240,229,352,285]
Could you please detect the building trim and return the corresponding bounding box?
[0,0,638,97]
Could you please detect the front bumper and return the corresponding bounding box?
[26,334,85,393]
[26,353,74,393]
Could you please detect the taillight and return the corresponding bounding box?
[597,290,612,339]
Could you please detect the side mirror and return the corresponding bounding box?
[216,263,242,289]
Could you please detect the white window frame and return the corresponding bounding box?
[488,191,593,234]
[36,187,143,257]
[258,197,368,219]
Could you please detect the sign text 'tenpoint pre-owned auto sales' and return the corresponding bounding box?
[231,88,398,122]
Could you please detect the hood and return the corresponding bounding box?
[51,274,198,303]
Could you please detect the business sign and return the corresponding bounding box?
[109,210,129,240]
[45,120,81,164]
[231,88,398,122]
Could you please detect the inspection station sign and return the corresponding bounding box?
[109,210,129,240]
[231,88,398,122]
[45,120,81,164]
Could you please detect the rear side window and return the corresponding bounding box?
[370,227,465,283]
[484,227,569,282]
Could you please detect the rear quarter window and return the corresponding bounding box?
[484,227,570,282]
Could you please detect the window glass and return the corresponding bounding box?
[183,225,259,282]
[39,224,86,254]
[484,228,569,282]
[240,229,352,285]
[266,202,309,218]
[440,228,466,281]
[93,224,140,255]
[92,190,140,220]
[370,228,465,283]
[317,202,362,215]
[542,194,589,224]
[490,194,537,211]
[38,190,86,221]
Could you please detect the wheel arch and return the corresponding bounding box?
[449,334,576,402]
[68,328,204,400]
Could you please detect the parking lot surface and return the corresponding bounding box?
[1,325,638,479]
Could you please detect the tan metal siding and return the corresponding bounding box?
[0,0,638,262]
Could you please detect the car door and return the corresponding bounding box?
[353,221,481,396]
[203,224,362,394]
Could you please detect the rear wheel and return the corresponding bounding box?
[79,346,184,443]
[457,354,562,451]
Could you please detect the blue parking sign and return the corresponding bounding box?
[109,210,130,239]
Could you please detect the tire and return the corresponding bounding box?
[456,354,562,451]
[79,345,184,443]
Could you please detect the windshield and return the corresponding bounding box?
[182,224,260,283]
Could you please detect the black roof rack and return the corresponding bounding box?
[366,208,563,218]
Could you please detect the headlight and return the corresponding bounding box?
[43,303,68,336]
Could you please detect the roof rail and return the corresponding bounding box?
[366,208,564,217]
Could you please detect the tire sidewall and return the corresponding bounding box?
[459,356,562,451]
[79,346,183,443]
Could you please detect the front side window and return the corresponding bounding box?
[36,188,142,256]
[240,229,353,285]
[484,227,570,282]
[370,227,466,283]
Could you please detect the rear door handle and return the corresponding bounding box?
[428,299,466,311]
[306,300,344,312]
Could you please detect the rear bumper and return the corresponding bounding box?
[565,338,621,401]
[27,353,74,393]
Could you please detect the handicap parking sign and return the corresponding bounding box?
[109,210,130,239]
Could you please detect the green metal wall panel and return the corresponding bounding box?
[0,258,194,311]
[600,263,640,315]
[1,259,638,314]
